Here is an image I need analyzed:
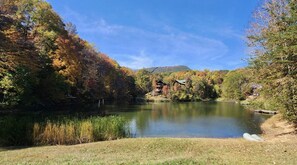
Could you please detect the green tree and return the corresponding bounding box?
[222,71,248,100]
[135,69,152,94]
[193,78,216,100]
[247,0,297,121]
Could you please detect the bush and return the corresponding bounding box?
[170,91,198,102]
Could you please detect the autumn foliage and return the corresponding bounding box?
[0,0,136,107]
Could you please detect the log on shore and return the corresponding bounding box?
[254,109,278,114]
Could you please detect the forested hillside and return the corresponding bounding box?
[0,0,136,108]
[134,69,229,101]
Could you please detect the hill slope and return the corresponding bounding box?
[143,65,191,73]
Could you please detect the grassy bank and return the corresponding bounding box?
[0,115,130,146]
[1,114,296,164]
[1,138,297,164]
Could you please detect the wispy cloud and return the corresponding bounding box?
[81,19,121,35]
[116,50,154,69]
[60,7,231,70]
[188,22,245,40]
[62,7,121,35]
[215,26,245,40]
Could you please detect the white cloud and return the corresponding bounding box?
[216,26,245,40]
[62,7,121,35]
[116,50,154,69]
[60,7,231,69]
[78,19,121,35]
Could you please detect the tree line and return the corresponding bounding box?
[134,69,228,101]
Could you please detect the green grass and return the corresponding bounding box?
[0,138,297,164]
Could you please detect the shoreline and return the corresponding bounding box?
[260,114,296,142]
[1,114,296,164]
[0,102,295,143]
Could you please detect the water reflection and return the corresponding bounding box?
[104,102,268,138]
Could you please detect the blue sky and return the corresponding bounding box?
[46,0,260,70]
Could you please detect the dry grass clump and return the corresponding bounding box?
[32,116,129,145]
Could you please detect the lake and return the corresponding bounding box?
[104,102,268,138]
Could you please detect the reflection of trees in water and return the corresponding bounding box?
[149,102,248,121]
[117,102,266,135]
[135,111,149,135]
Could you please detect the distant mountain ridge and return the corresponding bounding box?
[142,65,191,73]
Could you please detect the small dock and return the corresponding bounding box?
[254,109,278,115]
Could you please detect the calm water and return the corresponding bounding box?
[104,102,268,138]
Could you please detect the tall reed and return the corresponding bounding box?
[0,115,130,146]
[32,116,129,145]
